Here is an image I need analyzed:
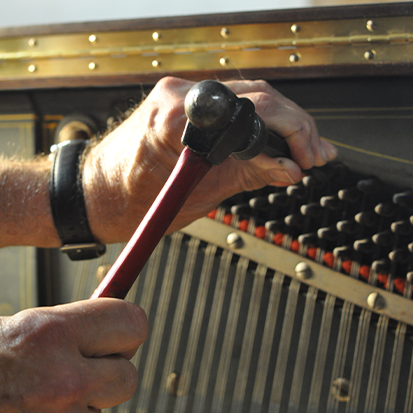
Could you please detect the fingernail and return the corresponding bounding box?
[269,169,296,184]
[322,141,337,160]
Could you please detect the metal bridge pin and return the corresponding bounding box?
[372,231,393,246]
[298,233,318,245]
[268,192,290,206]
[302,175,322,187]
[249,197,269,210]
[356,177,380,194]
[230,203,250,215]
[393,190,413,208]
[355,211,378,226]
[265,220,286,233]
[389,248,410,263]
[286,184,308,199]
[285,214,305,227]
[371,259,389,273]
[391,220,412,236]
[331,378,350,402]
[166,372,181,396]
[338,187,360,203]
[96,264,111,283]
[337,219,357,234]
[333,246,353,259]
[300,203,323,218]
[317,227,338,241]
[320,195,342,210]
[375,202,396,217]
[354,239,374,254]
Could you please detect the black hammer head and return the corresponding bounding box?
[182,80,290,165]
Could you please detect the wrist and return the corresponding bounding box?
[49,139,106,259]
[0,157,61,248]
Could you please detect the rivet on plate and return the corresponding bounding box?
[152,59,161,67]
[331,378,350,402]
[28,64,36,73]
[289,53,300,63]
[226,232,243,249]
[291,24,300,34]
[295,262,312,279]
[366,19,375,32]
[219,57,229,66]
[28,38,37,47]
[166,372,181,396]
[152,32,161,41]
[220,27,230,38]
[88,62,97,70]
[367,292,385,310]
[364,49,376,60]
[89,34,97,43]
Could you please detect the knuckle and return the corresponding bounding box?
[155,76,178,90]
[119,362,139,398]
[125,303,149,344]
[252,92,273,115]
[252,79,271,91]
[9,309,62,349]
[291,118,312,138]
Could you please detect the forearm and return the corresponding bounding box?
[0,156,60,248]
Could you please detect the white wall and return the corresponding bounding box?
[0,0,311,28]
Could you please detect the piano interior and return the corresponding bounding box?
[0,3,412,412]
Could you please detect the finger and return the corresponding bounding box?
[86,356,138,410]
[225,80,337,169]
[246,154,304,187]
[55,299,148,359]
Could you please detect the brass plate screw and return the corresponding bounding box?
[295,262,312,279]
[291,24,300,34]
[364,49,376,60]
[226,232,243,249]
[219,57,229,66]
[289,53,300,63]
[367,292,385,310]
[366,20,375,32]
[28,38,37,47]
[220,27,230,38]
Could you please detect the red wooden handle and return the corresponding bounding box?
[90,147,212,299]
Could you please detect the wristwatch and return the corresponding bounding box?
[49,139,106,260]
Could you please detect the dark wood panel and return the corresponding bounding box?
[0,2,412,38]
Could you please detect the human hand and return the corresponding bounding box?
[0,299,148,412]
[83,76,337,243]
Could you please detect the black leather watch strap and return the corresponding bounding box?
[50,139,106,260]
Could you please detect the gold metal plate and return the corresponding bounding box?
[0,15,412,82]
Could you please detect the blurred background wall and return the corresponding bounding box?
[0,0,409,28]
